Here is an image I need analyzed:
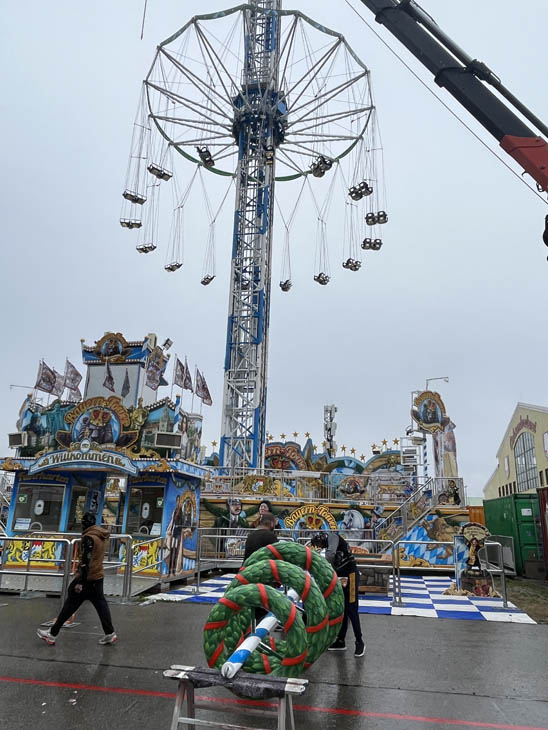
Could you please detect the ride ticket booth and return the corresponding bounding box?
[1,393,205,581]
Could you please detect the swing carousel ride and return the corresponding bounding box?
[120,0,388,472]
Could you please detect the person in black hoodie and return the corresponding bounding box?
[311,531,365,657]
[37,512,117,646]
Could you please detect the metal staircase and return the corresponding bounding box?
[375,476,465,547]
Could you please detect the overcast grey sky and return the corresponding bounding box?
[1,1,547,497]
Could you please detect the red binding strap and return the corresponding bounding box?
[204,620,228,631]
[281,649,308,666]
[269,559,281,585]
[323,572,338,598]
[258,583,269,611]
[306,615,328,634]
[301,572,311,602]
[266,544,283,560]
[219,597,241,612]
[208,641,225,667]
[283,604,297,633]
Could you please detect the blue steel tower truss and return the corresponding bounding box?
[220,1,284,472]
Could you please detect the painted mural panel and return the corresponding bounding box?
[162,474,200,577]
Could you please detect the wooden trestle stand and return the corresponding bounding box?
[164,665,308,730]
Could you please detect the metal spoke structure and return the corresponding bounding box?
[122,1,380,473]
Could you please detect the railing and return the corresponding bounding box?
[202,468,433,505]
[0,532,136,603]
[193,528,402,604]
[394,540,456,603]
[375,477,465,547]
[479,541,509,608]
[0,535,73,609]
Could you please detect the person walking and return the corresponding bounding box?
[311,531,365,657]
[37,512,117,646]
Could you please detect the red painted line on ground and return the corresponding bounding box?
[0,676,547,730]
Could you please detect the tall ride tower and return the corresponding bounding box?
[220,1,283,471]
[122,1,378,474]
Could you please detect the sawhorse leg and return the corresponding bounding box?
[277,694,296,730]
[170,682,186,730]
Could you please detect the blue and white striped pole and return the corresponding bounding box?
[221,588,300,679]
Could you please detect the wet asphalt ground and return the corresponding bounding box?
[0,593,547,730]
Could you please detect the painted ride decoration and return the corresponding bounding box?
[1,332,205,580]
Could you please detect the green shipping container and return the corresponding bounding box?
[483,493,542,576]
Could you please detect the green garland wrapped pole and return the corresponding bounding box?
[203,542,344,678]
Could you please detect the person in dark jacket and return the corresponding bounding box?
[37,512,117,646]
[311,531,365,657]
[243,512,277,562]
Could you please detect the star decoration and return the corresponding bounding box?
[267,433,273,441]
[382,439,388,446]
[211,440,217,448]
[293,432,299,438]
[360,454,366,461]
[322,440,327,448]
[312,444,317,451]
[350,447,356,455]
[305,431,310,438]
[393,438,399,446]
[371,443,377,450]
[341,445,346,452]
[280,433,286,440]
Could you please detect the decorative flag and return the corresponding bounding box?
[183,356,194,393]
[52,370,66,397]
[173,358,185,388]
[67,386,82,402]
[121,368,131,398]
[103,361,115,393]
[195,369,212,406]
[145,346,163,391]
[64,359,82,391]
[35,361,56,394]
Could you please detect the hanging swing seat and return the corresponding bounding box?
[365,212,378,225]
[164,262,183,272]
[314,272,330,285]
[371,239,383,250]
[147,163,173,181]
[201,275,215,286]
[123,189,147,205]
[359,181,373,197]
[120,218,142,229]
[279,279,292,292]
[377,210,388,224]
[310,155,332,178]
[136,243,157,254]
[343,258,361,271]
[196,147,215,168]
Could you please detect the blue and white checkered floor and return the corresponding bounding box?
[155,573,535,624]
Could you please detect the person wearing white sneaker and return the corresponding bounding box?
[37,512,117,646]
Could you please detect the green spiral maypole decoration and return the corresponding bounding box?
[203,541,344,677]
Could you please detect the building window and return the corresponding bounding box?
[11,484,65,532]
[514,431,538,493]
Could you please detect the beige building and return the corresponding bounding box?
[484,403,548,500]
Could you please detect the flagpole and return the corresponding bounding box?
[171,353,176,401]
[191,366,197,413]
